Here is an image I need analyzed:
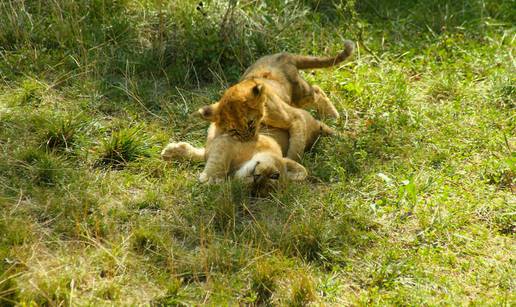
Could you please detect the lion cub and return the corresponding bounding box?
[161,124,307,187]
[241,40,354,117]
[197,41,353,160]
[198,79,335,161]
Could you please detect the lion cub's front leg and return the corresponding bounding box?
[161,142,205,162]
[198,138,233,183]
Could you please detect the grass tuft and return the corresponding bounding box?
[15,79,47,106]
[42,115,86,152]
[249,259,280,305]
[17,149,65,186]
[287,271,317,306]
[96,127,150,168]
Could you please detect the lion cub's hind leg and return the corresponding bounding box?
[294,85,340,119]
[161,142,205,162]
[312,85,340,119]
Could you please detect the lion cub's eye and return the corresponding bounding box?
[269,172,280,180]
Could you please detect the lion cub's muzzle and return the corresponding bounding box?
[229,126,258,141]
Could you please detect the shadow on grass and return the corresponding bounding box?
[181,180,381,270]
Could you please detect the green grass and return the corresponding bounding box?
[0,0,515,305]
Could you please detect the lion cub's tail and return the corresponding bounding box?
[293,40,354,70]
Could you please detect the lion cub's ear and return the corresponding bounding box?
[284,158,308,181]
[252,84,263,97]
[248,83,265,109]
[196,103,220,122]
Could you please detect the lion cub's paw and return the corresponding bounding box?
[161,142,192,161]
[198,172,224,184]
[198,172,209,183]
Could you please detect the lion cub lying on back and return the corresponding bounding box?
[162,125,307,187]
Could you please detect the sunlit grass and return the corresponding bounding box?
[0,0,514,305]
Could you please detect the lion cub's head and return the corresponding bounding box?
[234,153,307,195]
[197,79,265,141]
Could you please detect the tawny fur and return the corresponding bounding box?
[198,79,335,161]
[161,124,307,186]
[162,41,354,185]
[241,40,354,115]
[197,41,353,160]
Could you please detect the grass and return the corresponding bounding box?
[0,0,515,305]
